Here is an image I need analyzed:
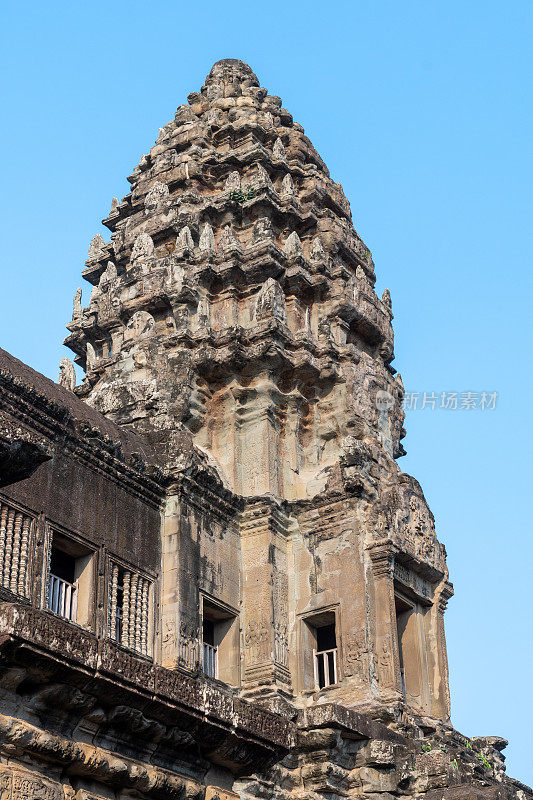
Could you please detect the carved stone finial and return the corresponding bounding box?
[58,358,76,392]
[284,231,303,258]
[281,173,295,197]
[90,284,101,305]
[199,223,215,254]
[204,59,259,90]
[273,137,286,160]
[255,164,274,190]
[252,217,274,243]
[254,278,287,324]
[175,226,194,253]
[311,237,326,261]
[144,181,169,213]
[86,341,96,370]
[225,171,241,192]
[105,261,117,281]
[195,296,210,331]
[220,225,242,252]
[262,111,274,129]
[72,288,82,321]
[110,197,120,213]
[88,234,106,260]
[124,310,156,342]
[382,288,392,310]
[131,233,155,263]
[356,265,368,283]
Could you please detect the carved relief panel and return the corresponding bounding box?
[0,765,63,800]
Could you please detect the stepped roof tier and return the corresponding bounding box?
[65,58,404,501]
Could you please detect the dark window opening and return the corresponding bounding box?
[47,533,92,623]
[201,599,238,683]
[203,618,215,647]
[50,547,76,584]
[313,618,337,689]
[316,623,336,652]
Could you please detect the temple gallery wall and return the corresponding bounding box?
[0,58,529,800]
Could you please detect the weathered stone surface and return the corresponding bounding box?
[0,58,528,800]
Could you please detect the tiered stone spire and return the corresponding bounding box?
[65,59,403,501]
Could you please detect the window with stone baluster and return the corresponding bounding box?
[0,499,34,600]
[108,562,152,657]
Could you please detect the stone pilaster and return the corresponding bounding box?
[366,539,402,701]
[431,579,454,720]
[239,497,292,699]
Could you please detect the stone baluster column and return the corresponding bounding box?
[121,571,131,648]
[109,564,119,640]
[135,576,143,652]
[3,509,14,589]
[10,512,22,594]
[18,517,31,597]
[129,574,139,649]
[0,504,8,578]
[141,579,149,655]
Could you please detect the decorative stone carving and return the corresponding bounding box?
[219,225,241,253]
[131,233,155,263]
[283,231,303,258]
[255,164,274,190]
[72,288,82,320]
[343,631,368,682]
[254,278,287,324]
[199,223,215,254]
[178,618,199,669]
[244,616,270,664]
[89,284,101,306]
[58,358,76,391]
[86,341,96,369]
[356,264,369,284]
[273,137,286,160]
[175,225,194,253]
[104,261,117,281]
[0,765,63,800]
[252,217,274,243]
[377,633,395,688]
[225,171,241,192]
[144,181,169,213]
[281,173,295,197]
[274,621,288,667]
[310,236,326,261]
[88,234,106,261]
[195,296,210,330]
[123,310,156,342]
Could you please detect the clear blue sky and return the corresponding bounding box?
[1,0,531,785]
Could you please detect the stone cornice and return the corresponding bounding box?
[0,370,167,507]
[0,602,294,771]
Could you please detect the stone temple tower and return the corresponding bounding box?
[0,58,525,800]
[65,58,451,718]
